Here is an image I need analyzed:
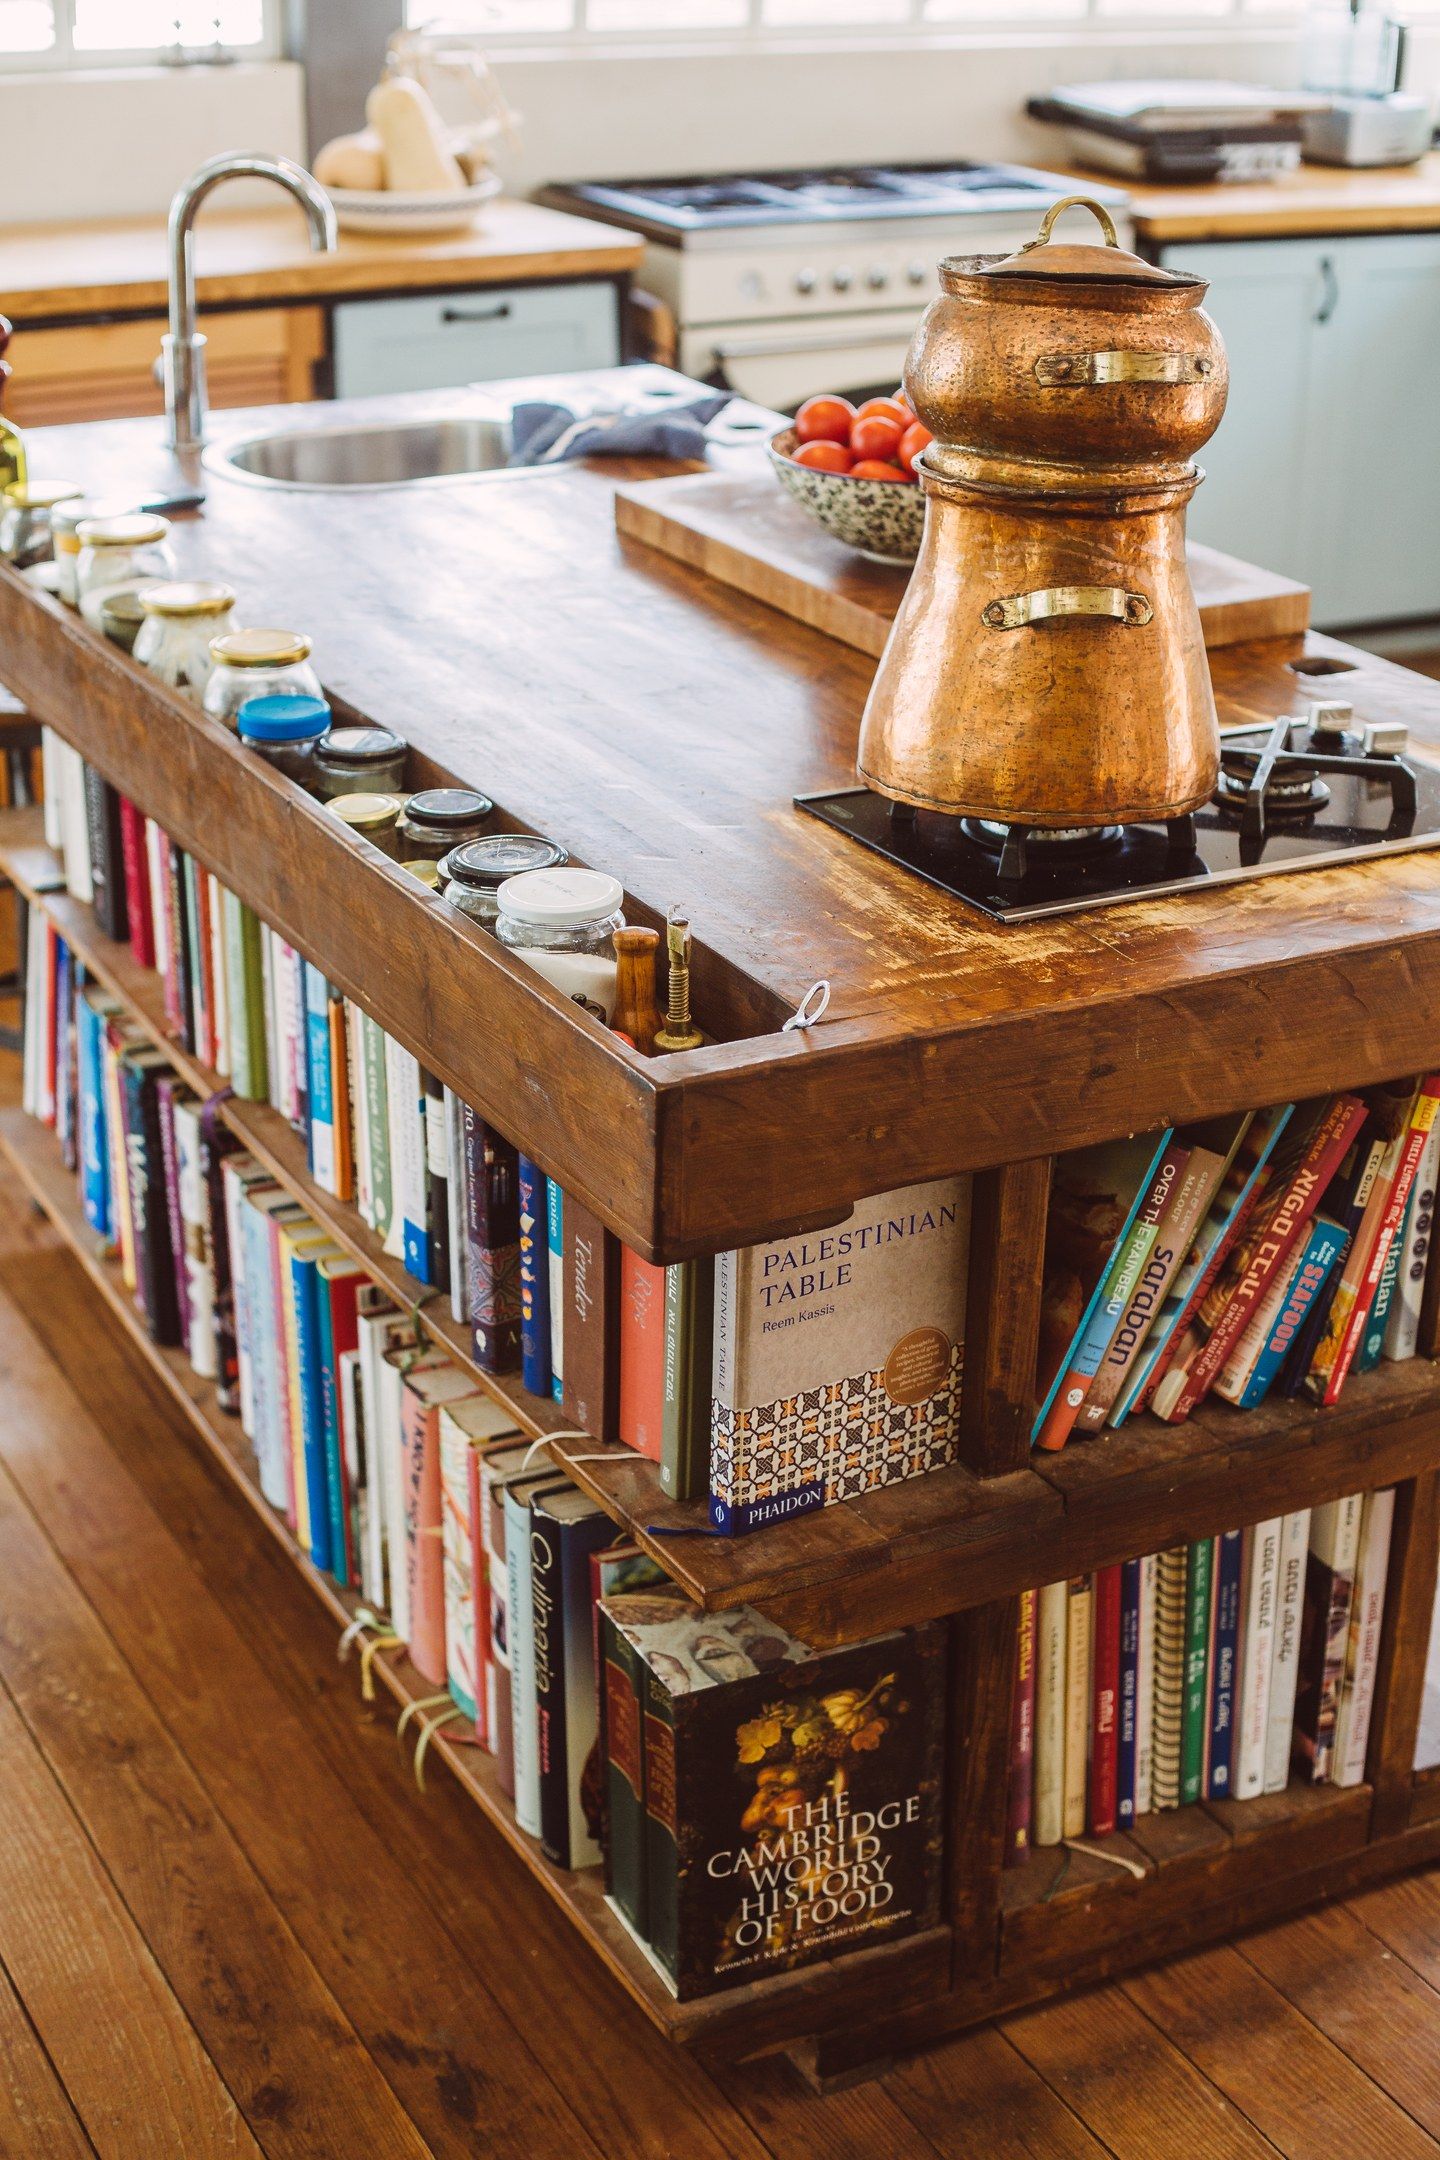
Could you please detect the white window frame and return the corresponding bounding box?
[0,0,282,71]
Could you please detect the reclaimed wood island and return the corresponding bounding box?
[4,374,1440,2083]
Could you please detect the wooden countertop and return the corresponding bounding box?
[1064,150,1440,244]
[0,200,645,322]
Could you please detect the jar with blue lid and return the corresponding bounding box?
[236,693,332,785]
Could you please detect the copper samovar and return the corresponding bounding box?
[857,198,1230,829]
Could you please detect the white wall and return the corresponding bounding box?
[0,60,305,224]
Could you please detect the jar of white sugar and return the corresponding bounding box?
[494,867,624,1024]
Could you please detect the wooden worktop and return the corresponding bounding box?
[8,373,1440,1258]
[0,199,645,322]
[1064,149,1440,244]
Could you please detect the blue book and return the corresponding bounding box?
[546,1177,564,1404]
[54,939,73,1163]
[1279,1134,1384,1397]
[1358,1188,1412,1373]
[302,962,336,1193]
[77,994,111,1238]
[290,1243,334,1576]
[517,1153,552,1399]
[1116,1557,1142,1830]
[313,1262,349,1589]
[1238,1216,1344,1409]
[1206,1528,1244,1798]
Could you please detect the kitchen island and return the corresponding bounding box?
[5,375,1440,2073]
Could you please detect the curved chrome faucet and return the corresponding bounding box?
[163,151,338,453]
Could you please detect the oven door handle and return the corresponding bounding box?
[707,326,912,365]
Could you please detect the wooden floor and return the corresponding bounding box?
[5,1134,1440,2156]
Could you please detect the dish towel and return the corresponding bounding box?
[506,393,733,467]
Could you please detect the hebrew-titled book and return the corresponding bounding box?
[1006,1589,1036,1866]
[1263,1508,1311,1794]
[1117,1557,1142,1829]
[1384,1120,1440,1362]
[1310,1077,1440,1406]
[1180,1538,1213,1806]
[1294,1494,1364,1782]
[602,1594,944,1999]
[1089,1564,1121,1837]
[1205,1527,1243,1799]
[1033,1579,1067,1849]
[1333,1487,1395,1787]
[710,1176,970,1535]
[1227,1217,1343,1409]
[1062,1575,1091,1840]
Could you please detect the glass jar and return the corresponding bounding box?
[312,725,407,802]
[495,867,625,1023]
[133,581,239,700]
[395,786,494,863]
[401,858,443,889]
[75,512,175,629]
[441,833,568,927]
[98,590,149,652]
[202,629,322,725]
[325,790,406,857]
[236,693,331,785]
[52,495,132,604]
[1,480,81,569]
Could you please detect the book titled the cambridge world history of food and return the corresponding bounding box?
[708,1176,971,1535]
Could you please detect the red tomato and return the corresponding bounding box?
[850,414,904,462]
[893,386,913,412]
[850,459,910,483]
[854,396,909,431]
[794,394,856,446]
[793,437,854,473]
[898,420,933,473]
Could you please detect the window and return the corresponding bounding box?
[0,0,277,65]
[408,0,1317,36]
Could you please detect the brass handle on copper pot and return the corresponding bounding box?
[981,586,1153,631]
[1018,195,1121,253]
[1035,350,1215,387]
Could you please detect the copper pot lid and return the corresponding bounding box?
[941,195,1205,294]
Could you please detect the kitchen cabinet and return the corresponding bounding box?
[330,280,620,399]
[1163,233,1440,627]
[4,308,326,428]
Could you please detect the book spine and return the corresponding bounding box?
[405,1395,448,1689]
[422,1070,449,1297]
[118,797,153,966]
[155,1078,190,1353]
[314,1273,347,1588]
[562,1196,619,1443]
[1235,1220,1343,1409]
[303,964,336,1193]
[328,991,354,1205]
[82,766,128,942]
[467,1442,488,1746]
[1234,1519,1281,1799]
[1179,1538,1213,1805]
[518,1154,552,1399]
[1264,1508,1312,1793]
[465,1110,521,1373]
[1134,1552,1158,1817]
[206,873,229,1078]
[1385,1122,1440,1362]
[641,1661,680,1983]
[1089,1563,1121,1837]
[507,1484,544,1834]
[1333,1487,1395,1787]
[387,1039,429,1282]
[77,998,110,1238]
[174,1097,217,1381]
[1005,1588,1036,1866]
[546,1178,565,1404]
[1116,1558,1141,1831]
[1321,1082,1440,1406]
[361,1016,393,1247]
[600,1610,648,1935]
[444,1088,469,1327]
[291,1252,332,1574]
[1033,1579,1067,1849]
[1035,1207,1164,1452]
[440,1417,477,1721]
[1294,1496,1363,1782]
[1205,1528,1243,1798]
[1080,1146,1218,1430]
[1061,1576,1092,1840]
[532,1501,569,1867]
[1151,1547,1188,1811]
[1143,1179,1274,1419]
[663,1259,712,1502]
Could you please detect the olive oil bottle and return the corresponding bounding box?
[0,318,24,495]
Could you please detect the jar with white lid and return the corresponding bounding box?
[442,833,568,927]
[203,628,322,725]
[76,512,175,629]
[495,867,625,1023]
[52,495,132,604]
[133,581,239,699]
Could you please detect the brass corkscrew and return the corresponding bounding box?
[653,907,704,1053]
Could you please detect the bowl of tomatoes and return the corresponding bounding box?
[767,392,933,566]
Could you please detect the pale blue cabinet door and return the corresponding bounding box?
[331,281,620,399]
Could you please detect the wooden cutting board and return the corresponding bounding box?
[613,467,1310,658]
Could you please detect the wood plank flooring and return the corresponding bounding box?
[2,1136,1440,2157]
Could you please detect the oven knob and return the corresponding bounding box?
[832,266,855,292]
[866,265,889,290]
[907,261,928,286]
[793,267,818,295]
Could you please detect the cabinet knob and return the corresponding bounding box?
[831,267,854,292]
[793,267,818,295]
[866,265,889,290]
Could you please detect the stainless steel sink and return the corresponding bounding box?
[205,414,546,491]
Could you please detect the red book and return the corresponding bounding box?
[618,1244,666,1462]
[400,1362,480,1688]
[1164,1095,1368,1422]
[323,1261,364,1584]
[1322,1076,1440,1405]
[118,797,154,967]
[1089,1563,1122,1837]
[1137,1174,1272,1416]
[194,865,216,1071]
[1006,1588,1037,1865]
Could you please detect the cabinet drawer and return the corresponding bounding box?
[331,281,620,399]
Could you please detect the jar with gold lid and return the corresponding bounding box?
[133,581,240,700]
[51,495,132,603]
[1,480,81,569]
[202,628,322,725]
[75,512,175,629]
[324,790,406,856]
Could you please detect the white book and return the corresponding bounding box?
[144,818,170,985]
[55,740,92,903]
[206,873,230,1078]
[338,1349,365,1592]
[1264,1508,1312,1793]
[355,1294,413,1613]
[40,725,63,851]
[439,1395,522,1724]
[1033,1579,1068,1848]
[384,1035,426,1272]
[505,1474,568,1838]
[1062,1576,1092,1841]
[1333,1487,1396,1787]
[1135,1551,1159,1816]
[259,924,283,1111]
[1300,1493,1365,1783]
[350,1003,373,1229]
[172,1096,216,1380]
[378,1343,442,1641]
[1384,1122,1440,1362]
[223,1158,271,1439]
[443,1086,469,1324]
[1235,1517,1283,1799]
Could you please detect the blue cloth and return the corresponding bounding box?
[506,393,732,467]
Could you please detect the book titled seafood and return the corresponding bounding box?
[709,1177,970,1534]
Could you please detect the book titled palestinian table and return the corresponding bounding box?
[709,1176,970,1534]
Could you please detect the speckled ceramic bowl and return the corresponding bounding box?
[767,426,925,567]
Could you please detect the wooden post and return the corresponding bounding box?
[946,1595,1021,1990]
[1368,1469,1440,1836]
[959,1156,1052,1477]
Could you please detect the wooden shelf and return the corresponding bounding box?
[0,1100,950,2060]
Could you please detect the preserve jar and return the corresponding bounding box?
[441,833,568,926]
[75,512,175,629]
[236,693,331,784]
[312,725,407,802]
[495,867,624,1024]
[395,786,494,863]
[98,590,149,652]
[401,858,443,889]
[325,790,406,857]
[52,495,131,603]
[203,629,322,725]
[1,480,81,569]
[133,581,239,699]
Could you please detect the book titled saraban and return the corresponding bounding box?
[708,1176,970,1534]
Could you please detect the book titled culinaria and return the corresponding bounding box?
[709,1176,970,1535]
